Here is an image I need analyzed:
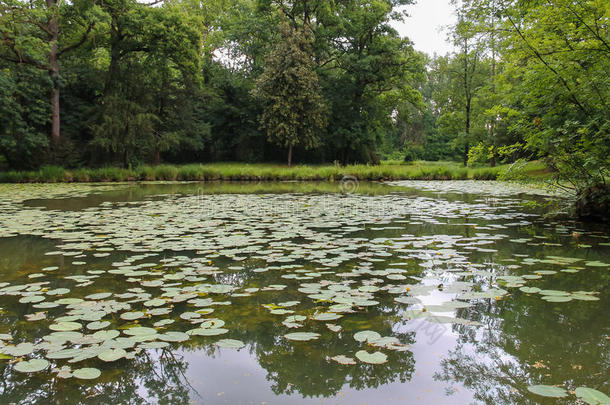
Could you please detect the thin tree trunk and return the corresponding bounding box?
[287,144,293,167]
[489,13,496,168]
[464,98,471,166]
[48,0,60,144]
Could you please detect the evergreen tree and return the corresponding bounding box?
[252,20,326,166]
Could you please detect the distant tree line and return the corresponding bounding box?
[0,0,608,196]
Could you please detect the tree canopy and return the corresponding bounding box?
[0,0,608,205]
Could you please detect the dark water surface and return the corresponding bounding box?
[0,181,607,404]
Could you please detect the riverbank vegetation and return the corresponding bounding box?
[0,161,550,183]
[0,0,607,216]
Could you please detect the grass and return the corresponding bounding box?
[0,161,549,183]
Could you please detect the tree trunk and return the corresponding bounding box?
[464,98,471,166]
[48,0,60,144]
[287,144,293,167]
[154,149,161,165]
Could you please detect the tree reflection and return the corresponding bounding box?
[435,288,610,404]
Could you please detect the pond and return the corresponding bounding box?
[0,181,608,404]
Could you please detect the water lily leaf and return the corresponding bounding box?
[575,387,610,405]
[313,313,342,321]
[519,287,541,294]
[49,322,81,332]
[73,367,101,380]
[331,355,356,365]
[527,385,568,398]
[123,327,157,337]
[158,332,189,342]
[326,324,342,333]
[19,295,45,304]
[541,296,572,303]
[355,350,387,364]
[269,309,293,315]
[120,311,144,321]
[87,321,110,331]
[153,319,175,327]
[14,358,49,373]
[98,348,127,362]
[285,315,306,323]
[354,330,381,343]
[144,298,165,307]
[216,339,245,349]
[93,330,120,341]
[86,292,112,300]
[4,342,36,357]
[188,328,228,336]
[284,332,320,341]
[140,341,170,349]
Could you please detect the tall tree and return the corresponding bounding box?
[0,0,99,144]
[252,20,327,166]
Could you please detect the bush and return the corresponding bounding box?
[467,143,492,167]
[39,166,66,182]
[153,165,178,181]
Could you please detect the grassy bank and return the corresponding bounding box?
[0,161,548,183]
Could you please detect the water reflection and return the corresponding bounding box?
[0,182,607,404]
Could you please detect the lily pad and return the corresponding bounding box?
[216,339,245,349]
[14,358,49,373]
[73,367,101,380]
[355,350,387,364]
[527,385,568,398]
[158,332,189,342]
[98,348,127,362]
[575,387,610,405]
[331,355,356,365]
[87,321,110,331]
[49,322,82,332]
[312,313,342,321]
[284,332,320,341]
[354,330,381,343]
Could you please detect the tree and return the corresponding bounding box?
[0,0,99,144]
[498,0,609,216]
[252,20,326,166]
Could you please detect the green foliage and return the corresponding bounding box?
[252,21,327,166]
[0,161,531,183]
[0,67,49,169]
[467,142,492,167]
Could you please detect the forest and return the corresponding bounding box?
[0,0,608,201]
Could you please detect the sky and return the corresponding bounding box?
[392,0,456,56]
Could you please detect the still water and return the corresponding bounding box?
[0,181,607,404]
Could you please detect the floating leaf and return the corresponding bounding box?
[355,350,387,364]
[331,355,356,365]
[86,292,112,300]
[98,348,126,362]
[354,330,381,343]
[14,359,49,373]
[87,321,110,331]
[284,332,320,341]
[73,367,101,380]
[49,322,81,332]
[313,313,342,321]
[158,332,189,342]
[4,343,36,357]
[120,311,144,321]
[519,287,541,294]
[123,327,157,337]
[188,328,228,336]
[575,387,610,405]
[216,339,245,349]
[527,385,568,398]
